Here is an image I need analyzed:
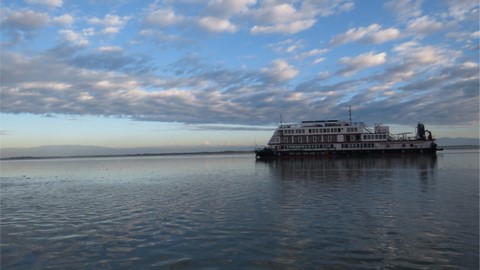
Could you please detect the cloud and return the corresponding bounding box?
[338,52,387,76]
[67,50,153,74]
[384,0,423,21]
[204,0,256,17]
[392,41,454,66]
[261,59,299,83]
[399,61,479,92]
[50,14,74,26]
[144,8,184,27]
[300,0,355,17]
[330,24,401,46]
[251,20,316,34]
[88,14,130,35]
[445,0,479,21]
[0,51,291,125]
[407,16,444,35]
[249,2,317,34]
[26,0,63,8]
[268,39,304,54]
[188,124,275,132]
[198,17,237,33]
[59,29,90,47]
[1,9,49,43]
[97,46,123,53]
[140,0,354,36]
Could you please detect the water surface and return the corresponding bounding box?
[1,150,478,269]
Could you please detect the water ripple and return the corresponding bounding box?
[1,154,478,269]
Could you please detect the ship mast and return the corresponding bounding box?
[349,105,352,125]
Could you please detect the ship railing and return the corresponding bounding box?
[279,124,298,128]
[388,132,417,141]
[362,126,374,133]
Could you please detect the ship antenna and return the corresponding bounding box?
[280,113,283,127]
[348,105,352,125]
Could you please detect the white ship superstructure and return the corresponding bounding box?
[255,120,440,158]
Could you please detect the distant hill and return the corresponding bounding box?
[0,144,255,159]
[0,145,121,159]
[436,137,479,146]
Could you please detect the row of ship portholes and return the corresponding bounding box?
[280,143,422,150]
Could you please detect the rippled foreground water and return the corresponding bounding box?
[1,150,479,269]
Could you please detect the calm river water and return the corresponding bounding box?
[1,150,478,269]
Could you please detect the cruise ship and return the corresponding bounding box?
[255,120,440,158]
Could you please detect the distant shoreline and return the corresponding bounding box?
[0,150,254,161]
[1,146,479,161]
[440,145,480,150]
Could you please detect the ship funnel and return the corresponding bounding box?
[417,123,426,140]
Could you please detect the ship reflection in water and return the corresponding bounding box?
[254,154,478,269]
[258,155,437,188]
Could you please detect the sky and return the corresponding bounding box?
[1,0,479,153]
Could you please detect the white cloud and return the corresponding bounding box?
[250,2,317,34]
[262,59,298,82]
[253,3,300,24]
[198,17,237,33]
[26,0,63,8]
[313,58,325,64]
[384,0,423,21]
[330,24,401,46]
[445,0,479,21]
[50,14,74,26]
[59,29,89,46]
[268,39,304,54]
[97,46,123,53]
[393,41,450,65]
[205,0,256,17]
[88,14,130,35]
[300,0,355,17]
[294,48,328,64]
[338,52,387,76]
[370,28,401,44]
[145,8,184,27]
[407,16,444,35]
[251,20,315,34]
[19,82,72,91]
